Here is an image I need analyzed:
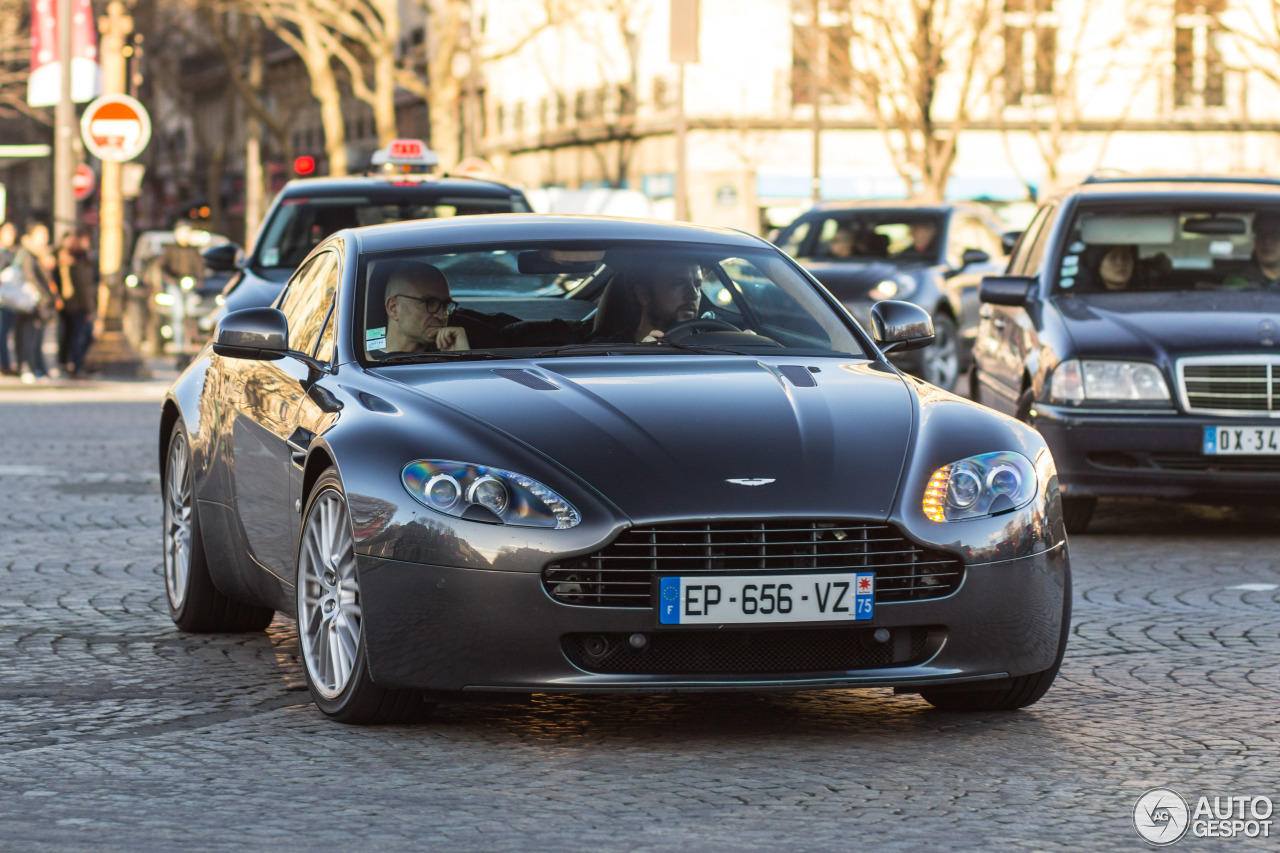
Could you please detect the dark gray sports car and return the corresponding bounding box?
[160,215,1070,723]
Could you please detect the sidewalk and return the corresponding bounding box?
[0,327,181,400]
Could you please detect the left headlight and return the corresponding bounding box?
[870,273,917,301]
[923,451,1038,522]
[402,460,581,529]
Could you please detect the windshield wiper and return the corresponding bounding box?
[532,341,748,357]
[375,350,520,364]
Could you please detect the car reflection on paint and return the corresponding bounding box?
[160,214,1070,723]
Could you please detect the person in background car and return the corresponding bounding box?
[1223,212,1280,290]
[1080,244,1137,292]
[160,221,205,353]
[896,220,939,259]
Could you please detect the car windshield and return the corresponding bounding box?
[256,192,530,270]
[782,212,946,264]
[1057,205,1280,293]
[357,241,868,363]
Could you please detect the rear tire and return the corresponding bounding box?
[296,468,435,724]
[163,421,274,633]
[920,572,1071,712]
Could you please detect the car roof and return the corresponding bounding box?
[345,214,769,254]
[798,199,978,215]
[277,175,527,199]
[1065,177,1280,205]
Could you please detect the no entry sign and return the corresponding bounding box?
[72,163,96,201]
[80,94,151,163]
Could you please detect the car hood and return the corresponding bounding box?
[382,357,914,522]
[1055,291,1280,359]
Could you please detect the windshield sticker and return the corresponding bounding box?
[1069,241,1086,253]
[1062,254,1079,269]
[366,326,387,341]
[1060,276,1075,289]
[366,336,386,351]
[261,248,279,266]
[1209,240,1234,256]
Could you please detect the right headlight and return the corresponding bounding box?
[1048,359,1170,404]
[923,451,1038,522]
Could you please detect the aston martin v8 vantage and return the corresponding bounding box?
[160,215,1070,723]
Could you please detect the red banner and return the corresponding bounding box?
[28,0,102,107]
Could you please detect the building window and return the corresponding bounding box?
[1003,0,1056,105]
[652,76,669,111]
[790,0,852,106]
[1174,0,1225,108]
[513,102,524,134]
[495,104,505,134]
[556,92,567,126]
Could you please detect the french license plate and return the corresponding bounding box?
[658,573,873,625]
[1203,426,1280,455]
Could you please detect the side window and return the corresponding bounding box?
[279,251,340,357]
[778,220,811,257]
[1008,205,1052,275]
[1022,204,1059,276]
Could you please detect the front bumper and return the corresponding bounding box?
[357,542,1068,694]
[1032,403,1280,499]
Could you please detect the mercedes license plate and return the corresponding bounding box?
[658,573,874,625]
[1204,426,1280,455]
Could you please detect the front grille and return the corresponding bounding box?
[543,520,963,608]
[563,626,940,675]
[1180,358,1280,416]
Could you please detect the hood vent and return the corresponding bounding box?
[492,368,559,391]
[777,365,818,388]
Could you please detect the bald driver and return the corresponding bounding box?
[383,261,471,352]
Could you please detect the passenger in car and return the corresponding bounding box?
[1222,212,1280,290]
[375,261,516,354]
[1080,244,1137,291]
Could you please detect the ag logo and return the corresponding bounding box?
[1134,787,1190,846]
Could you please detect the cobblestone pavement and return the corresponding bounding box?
[0,387,1277,852]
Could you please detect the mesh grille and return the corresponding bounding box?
[1149,453,1280,473]
[563,626,939,676]
[1182,360,1279,414]
[544,520,963,608]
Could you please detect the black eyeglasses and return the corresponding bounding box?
[395,294,458,314]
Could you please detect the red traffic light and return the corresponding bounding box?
[294,155,316,176]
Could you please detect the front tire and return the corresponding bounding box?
[296,468,434,724]
[163,421,274,633]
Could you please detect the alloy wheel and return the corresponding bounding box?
[163,432,192,611]
[297,490,363,699]
[924,316,960,390]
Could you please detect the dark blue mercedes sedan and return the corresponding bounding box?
[972,176,1280,532]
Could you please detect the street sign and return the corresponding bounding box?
[80,94,151,163]
[72,163,96,201]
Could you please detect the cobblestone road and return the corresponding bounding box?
[0,383,1277,851]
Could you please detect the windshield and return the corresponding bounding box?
[782,211,946,265]
[1057,205,1280,293]
[255,192,530,270]
[356,241,868,363]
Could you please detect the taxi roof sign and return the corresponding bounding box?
[369,139,439,175]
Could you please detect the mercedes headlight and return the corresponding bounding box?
[1048,359,1170,404]
[402,460,580,528]
[870,273,917,301]
[923,451,1037,522]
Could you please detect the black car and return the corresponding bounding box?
[971,176,1280,532]
[203,145,532,323]
[161,215,1069,723]
[774,201,1013,392]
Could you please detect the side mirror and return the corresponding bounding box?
[1001,231,1022,255]
[202,243,242,273]
[871,300,935,353]
[213,307,289,360]
[960,248,990,267]
[979,275,1037,307]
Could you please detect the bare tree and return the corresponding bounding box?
[0,0,49,124]
[847,0,1002,201]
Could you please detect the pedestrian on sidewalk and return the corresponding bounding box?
[55,229,98,378]
[0,222,17,376]
[12,221,61,383]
